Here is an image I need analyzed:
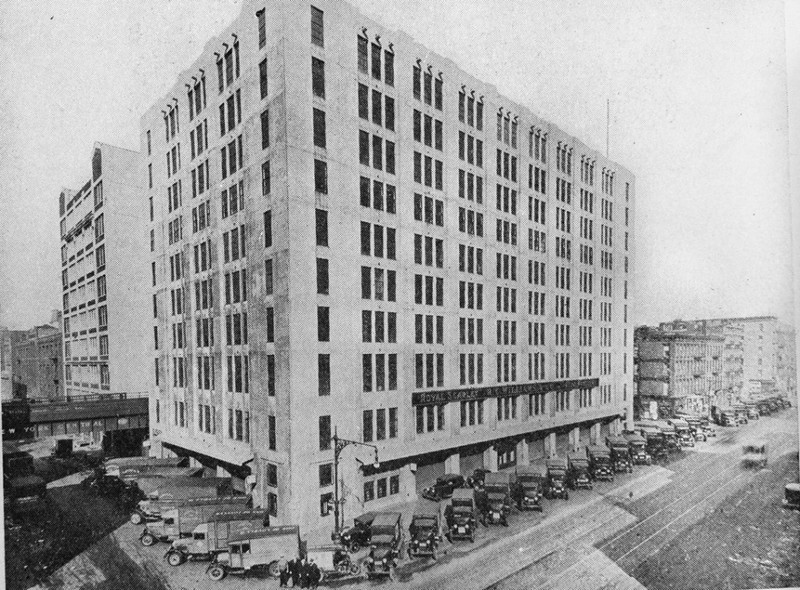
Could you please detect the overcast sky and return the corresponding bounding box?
[0,0,796,329]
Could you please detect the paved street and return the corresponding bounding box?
[32,409,798,590]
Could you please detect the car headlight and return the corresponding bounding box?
[382,558,388,564]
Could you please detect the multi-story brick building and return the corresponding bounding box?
[11,318,64,401]
[1,327,28,400]
[59,143,151,398]
[634,325,724,418]
[144,0,635,534]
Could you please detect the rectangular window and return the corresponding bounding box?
[318,354,330,396]
[319,415,331,450]
[317,306,330,341]
[316,209,328,246]
[316,257,329,294]
[314,159,328,194]
[311,6,324,47]
[363,410,374,442]
[312,57,325,98]
[313,108,326,148]
[261,110,270,149]
[259,58,268,99]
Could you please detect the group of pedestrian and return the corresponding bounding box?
[278,554,321,588]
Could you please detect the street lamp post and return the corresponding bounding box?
[332,427,379,535]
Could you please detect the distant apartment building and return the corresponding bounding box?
[1,328,27,400]
[776,322,797,398]
[658,318,744,404]
[634,325,724,418]
[11,317,64,401]
[144,0,635,533]
[59,143,151,398]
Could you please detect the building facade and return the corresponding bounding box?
[1,328,27,400]
[11,321,64,401]
[635,325,724,418]
[59,143,151,398]
[144,0,635,534]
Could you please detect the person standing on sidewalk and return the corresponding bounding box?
[278,555,289,587]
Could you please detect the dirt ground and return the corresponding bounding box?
[4,484,130,590]
[631,451,800,590]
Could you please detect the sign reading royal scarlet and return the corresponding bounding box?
[412,378,600,406]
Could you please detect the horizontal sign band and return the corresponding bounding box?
[412,378,600,406]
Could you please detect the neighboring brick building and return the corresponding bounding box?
[1,327,27,401]
[12,322,64,401]
[59,143,151,398]
[144,0,636,534]
[634,325,724,419]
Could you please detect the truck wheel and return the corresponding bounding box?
[349,562,362,576]
[207,565,226,581]
[268,561,282,578]
[166,552,183,567]
[130,512,143,525]
[349,541,360,553]
[140,533,156,547]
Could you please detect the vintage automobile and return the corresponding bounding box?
[480,471,512,526]
[732,404,749,425]
[420,473,466,502]
[512,463,547,509]
[567,451,593,489]
[164,508,269,565]
[699,416,717,438]
[544,458,569,500]
[445,488,478,542]
[667,419,694,448]
[636,425,669,462]
[741,442,768,469]
[205,526,300,580]
[131,475,230,524]
[606,436,634,473]
[364,512,404,580]
[466,468,492,491]
[676,414,707,441]
[332,512,375,553]
[305,545,361,581]
[783,483,800,510]
[407,508,443,559]
[587,445,614,482]
[622,432,651,465]
[652,420,681,451]
[757,401,772,416]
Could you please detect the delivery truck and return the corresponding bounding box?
[139,495,252,546]
[164,508,270,565]
[131,477,235,524]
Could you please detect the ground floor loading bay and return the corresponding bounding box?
[148,377,630,534]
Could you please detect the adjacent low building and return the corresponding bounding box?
[144,0,635,535]
[11,318,64,401]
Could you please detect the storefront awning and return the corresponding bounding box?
[155,431,254,466]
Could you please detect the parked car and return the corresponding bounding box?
[206,526,301,581]
[165,508,269,565]
[305,545,361,582]
[466,468,492,491]
[420,473,465,502]
[636,425,668,461]
[512,463,547,509]
[444,488,478,542]
[567,451,593,489]
[783,483,800,510]
[332,512,375,553]
[544,458,569,500]
[606,436,634,473]
[741,442,768,469]
[364,512,404,580]
[622,432,651,465]
[480,471,512,526]
[667,419,694,448]
[587,445,614,482]
[407,509,443,560]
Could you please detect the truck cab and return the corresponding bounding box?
[567,451,593,489]
[512,464,547,509]
[545,457,569,499]
[206,525,301,581]
[407,509,442,559]
[667,419,694,448]
[332,512,375,553]
[587,445,614,481]
[445,488,478,542]
[365,512,403,580]
[606,436,634,472]
[623,432,651,465]
[480,471,512,526]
